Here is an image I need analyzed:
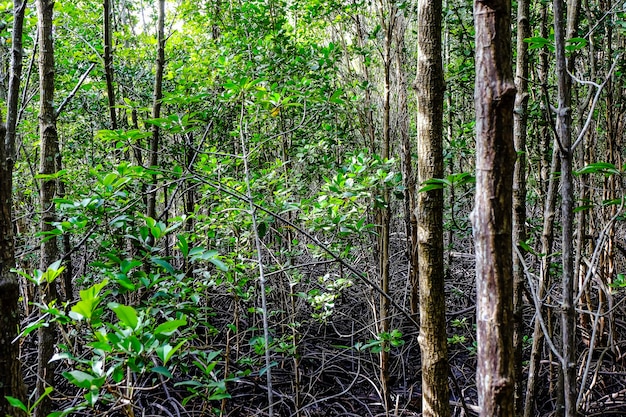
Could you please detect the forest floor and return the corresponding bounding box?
[16,241,626,416]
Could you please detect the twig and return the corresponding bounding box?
[55,62,96,117]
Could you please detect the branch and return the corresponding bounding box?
[571,56,620,150]
[55,62,96,118]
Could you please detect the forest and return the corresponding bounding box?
[0,0,624,416]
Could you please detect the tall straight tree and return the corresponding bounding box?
[513,0,530,412]
[375,0,394,407]
[553,0,578,414]
[36,0,59,416]
[147,0,165,221]
[103,0,117,131]
[415,0,450,416]
[472,0,517,415]
[0,1,28,415]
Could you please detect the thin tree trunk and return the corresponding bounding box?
[524,3,557,414]
[415,0,451,416]
[553,0,578,414]
[472,0,517,415]
[376,1,393,408]
[55,149,73,301]
[397,13,418,319]
[354,13,376,151]
[524,140,560,417]
[0,1,28,404]
[35,1,59,416]
[147,0,165,221]
[0,125,27,417]
[513,0,530,412]
[103,0,117,131]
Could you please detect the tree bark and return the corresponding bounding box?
[513,0,530,413]
[0,2,28,398]
[147,0,165,221]
[103,0,117,131]
[1,7,28,411]
[524,4,558,415]
[36,1,59,416]
[376,1,393,408]
[553,0,577,414]
[472,0,517,415]
[415,0,451,416]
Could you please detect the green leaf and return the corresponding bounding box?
[524,36,554,50]
[63,370,98,390]
[32,386,54,411]
[108,303,139,329]
[518,240,537,256]
[151,366,173,378]
[418,183,444,192]
[151,257,175,274]
[157,339,186,365]
[575,162,620,176]
[259,361,278,376]
[19,321,47,338]
[208,392,232,400]
[5,396,27,413]
[209,257,229,272]
[329,89,344,104]
[154,318,187,336]
[70,280,108,321]
[565,37,588,52]
[177,234,189,257]
[573,204,594,213]
[418,177,450,192]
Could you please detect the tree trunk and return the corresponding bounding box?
[0,2,28,397]
[472,0,517,415]
[147,0,165,221]
[415,0,451,416]
[36,1,59,416]
[376,0,393,407]
[397,11,418,320]
[0,5,28,411]
[553,0,577,414]
[524,4,558,414]
[103,0,117,131]
[513,0,530,413]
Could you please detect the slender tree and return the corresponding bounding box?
[36,0,59,416]
[147,0,165,221]
[472,0,517,415]
[513,0,530,412]
[103,0,117,131]
[0,2,28,414]
[553,0,579,414]
[524,5,560,415]
[374,0,396,409]
[415,0,451,416]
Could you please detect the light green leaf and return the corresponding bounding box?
[177,234,189,257]
[108,303,138,329]
[157,339,186,365]
[5,396,27,412]
[154,318,187,336]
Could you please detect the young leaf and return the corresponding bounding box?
[157,339,186,365]
[108,303,139,329]
[154,318,187,336]
[5,396,27,413]
[177,234,189,258]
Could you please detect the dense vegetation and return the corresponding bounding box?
[0,0,625,416]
